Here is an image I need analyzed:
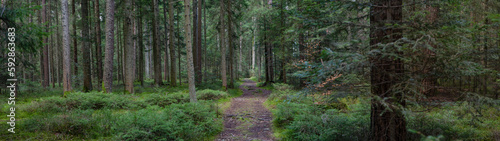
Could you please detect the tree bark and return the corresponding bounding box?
[72,0,78,82]
[169,0,177,86]
[94,0,103,86]
[227,0,234,88]
[252,17,256,71]
[42,0,49,88]
[184,0,198,102]
[103,0,115,93]
[137,8,145,86]
[177,6,182,85]
[81,0,93,92]
[220,0,227,90]
[196,0,203,84]
[369,0,406,140]
[163,0,170,83]
[62,0,72,93]
[153,0,163,86]
[123,0,135,93]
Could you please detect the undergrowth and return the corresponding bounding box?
[266,83,500,141]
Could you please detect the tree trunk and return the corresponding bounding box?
[81,0,93,92]
[369,0,406,140]
[72,0,78,82]
[252,17,256,71]
[42,0,49,88]
[227,0,234,88]
[177,6,182,85]
[103,0,115,93]
[192,0,198,84]
[123,0,135,93]
[169,0,177,86]
[196,0,203,84]
[203,0,207,82]
[163,0,170,83]
[137,9,145,86]
[153,0,163,86]
[62,0,72,93]
[220,0,227,90]
[184,0,197,102]
[94,0,103,86]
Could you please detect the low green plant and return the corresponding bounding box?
[196,89,228,100]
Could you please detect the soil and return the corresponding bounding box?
[216,79,274,141]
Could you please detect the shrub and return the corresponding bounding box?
[21,92,147,113]
[21,102,223,140]
[117,102,222,140]
[196,89,228,100]
[144,92,189,107]
[272,83,293,91]
[406,103,496,140]
[22,109,116,138]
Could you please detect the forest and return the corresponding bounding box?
[1,0,500,140]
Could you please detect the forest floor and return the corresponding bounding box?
[216,79,274,141]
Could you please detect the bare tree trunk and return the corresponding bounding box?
[227,0,234,88]
[196,0,203,84]
[177,6,182,85]
[163,0,170,83]
[123,0,135,93]
[169,0,177,86]
[94,0,103,86]
[153,0,162,86]
[62,0,72,93]
[137,8,145,86]
[220,0,227,90]
[72,0,78,83]
[184,0,197,102]
[252,17,256,71]
[203,0,207,82]
[103,0,115,93]
[42,0,49,88]
[369,0,406,140]
[81,0,93,92]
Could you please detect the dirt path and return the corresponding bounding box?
[216,79,274,141]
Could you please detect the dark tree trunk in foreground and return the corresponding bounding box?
[81,0,93,92]
[369,0,406,140]
[153,0,163,86]
[103,0,115,93]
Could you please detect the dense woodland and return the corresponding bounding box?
[1,0,500,140]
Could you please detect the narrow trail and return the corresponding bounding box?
[216,79,274,141]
